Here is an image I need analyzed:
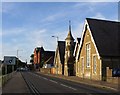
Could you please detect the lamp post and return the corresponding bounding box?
[52,36,59,74]
[16,49,23,68]
[52,36,59,42]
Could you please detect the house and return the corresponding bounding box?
[76,18,120,81]
[73,38,81,76]
[54,41,65,75]
[64,21,76,76]
[33,46,55,69]
[33,47,44,68]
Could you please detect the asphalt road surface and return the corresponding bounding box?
[21,71,120,95]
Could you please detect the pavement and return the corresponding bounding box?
[2,72,30,94]
[36,71,120,92]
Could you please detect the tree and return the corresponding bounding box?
[30,54,34,64]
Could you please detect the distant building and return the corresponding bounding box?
[76,18,120,81]
[0,60,2,64]
[3,56,17,65]
[33,46,55,69]
[33,47,44,68]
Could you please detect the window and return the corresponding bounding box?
[86,43,90,67]
[81,58,84,73]
[93,55,97,73]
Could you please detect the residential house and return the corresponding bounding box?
[76,18,120,81]
[54,41,65,75]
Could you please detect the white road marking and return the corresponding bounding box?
[49,79,58,84]
[68,86,77,90]
[43,77,48,80]
[60,83,77,90]
[28,72,77,91]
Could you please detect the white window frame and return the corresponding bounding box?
[93,55,97,74]
[86,42,91,68]
[81,57,84,74]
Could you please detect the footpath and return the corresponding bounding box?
[2,72,30,94]
[37,71,120,92]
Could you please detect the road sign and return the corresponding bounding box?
[4,56,17,65]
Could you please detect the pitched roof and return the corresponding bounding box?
[74,38,81,57]
[43,51,55,64]
[86,18,120,57]
[58,41,65,64]
[77,38,81,44]
[34,46,44,53]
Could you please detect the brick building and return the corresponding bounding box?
[33,46,55,69]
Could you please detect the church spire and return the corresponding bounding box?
[65,20,74,41]
[69,20,71,32]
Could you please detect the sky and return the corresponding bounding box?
[1,1,119,63]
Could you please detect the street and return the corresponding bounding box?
[21,71,119,94]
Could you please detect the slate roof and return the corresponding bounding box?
[58,41,65,64]
[43,51,55,64]
[86,18,120,57]
[57,41,75,64]
[74,38,81,57]
[77,38,81,44]
[35,47,44,53]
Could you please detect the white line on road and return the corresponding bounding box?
[43,77,48,80]
[49,79,58,84]
[60,83,77,90]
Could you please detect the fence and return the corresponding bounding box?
[40,68,55,74]
[0,63,16,87]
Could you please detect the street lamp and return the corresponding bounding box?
[16,49,23,68]
[52,36,59,42]
[52,36,59,74]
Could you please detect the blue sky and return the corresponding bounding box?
[1,2,119,62]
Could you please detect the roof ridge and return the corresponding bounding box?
[86,18,119,23]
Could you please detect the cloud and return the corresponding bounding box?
[42,13,66,22]
[0,32,2,37]
[3,28,26,36]
[92,12,118,21]
[73,22,84,40]
[93,13,106,19]
[2,27,47,61]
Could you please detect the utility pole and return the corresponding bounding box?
[16,49,23,68]
[52,36,59,74]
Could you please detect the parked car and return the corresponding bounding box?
[16,67,29,72]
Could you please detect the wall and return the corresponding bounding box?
[40,68,56,74]
[78,28,101,80]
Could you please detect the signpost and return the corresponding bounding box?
[4,56,17,65]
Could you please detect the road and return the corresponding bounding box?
[21,71,120,95]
